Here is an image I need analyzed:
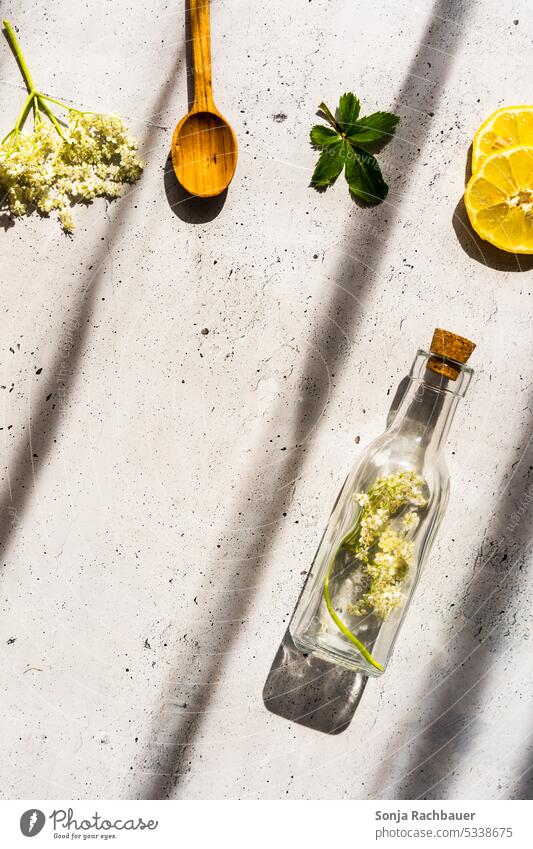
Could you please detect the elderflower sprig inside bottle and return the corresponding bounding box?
[290,328,476,677]
[0,19,143,232]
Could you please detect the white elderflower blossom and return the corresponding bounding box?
[0,19,143,233]
[345,470,428,620]
[0,111,143,232]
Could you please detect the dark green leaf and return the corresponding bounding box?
[344,147,388,204]
[311,143,345,187]
[310,124,341,148]
[336,92,361,133]
[347,111,400,144]
[318,101,341,132]
[310,93,395,203]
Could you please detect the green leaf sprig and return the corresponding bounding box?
[310,92,399,204]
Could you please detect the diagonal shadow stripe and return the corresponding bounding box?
[0,48,183,566]
[140,0,471,799]
[371,409,533,800]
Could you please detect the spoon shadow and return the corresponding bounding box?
[164,151,227,223]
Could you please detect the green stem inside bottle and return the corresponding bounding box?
[323,519,384,672]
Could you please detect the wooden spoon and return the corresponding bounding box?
[171,0,238,197]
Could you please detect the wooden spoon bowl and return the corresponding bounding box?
[171,0,237,198]
[172,109,237,198]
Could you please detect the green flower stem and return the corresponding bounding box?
[40,94,74,111]
[38,98,65,137]
[14,91,35,132]
[323,520,383,672]
[40,94,92,119]
[2,19,65,139]
[3,19,36,93]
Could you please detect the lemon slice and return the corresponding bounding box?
[464,146,533,254]
[472,106,533,171]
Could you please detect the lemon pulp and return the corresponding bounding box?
[472,105,533,171]
[464,145,533,254]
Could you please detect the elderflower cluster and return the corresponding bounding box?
[0,111,143,232]
[346,471,428,620]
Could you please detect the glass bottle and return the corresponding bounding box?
[290,329,475,677]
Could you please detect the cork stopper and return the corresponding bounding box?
[428,328,476,380]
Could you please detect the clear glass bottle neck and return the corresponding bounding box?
[388,350,473,453]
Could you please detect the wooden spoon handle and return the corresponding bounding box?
[189,0,215,111]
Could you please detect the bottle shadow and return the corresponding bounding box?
[262,629,367,734]
[262,376,411,733]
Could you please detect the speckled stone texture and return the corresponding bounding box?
[1,0,532,800]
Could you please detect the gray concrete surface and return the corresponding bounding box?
[1,0,532,799]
